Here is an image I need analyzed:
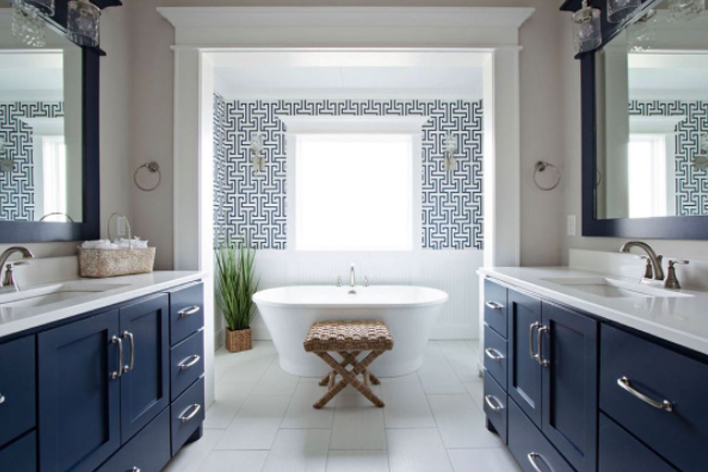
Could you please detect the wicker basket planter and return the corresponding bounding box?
[226,328,252,353]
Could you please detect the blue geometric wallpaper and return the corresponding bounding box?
[0,101,64,221]
[213,96,484,250]
[629,100,708,216]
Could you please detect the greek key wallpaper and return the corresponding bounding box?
[0,101,64,221]
[629,100,708,216]
[214,95,484,250]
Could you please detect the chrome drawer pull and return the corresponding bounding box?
[110,335,123,379]
[484,395,504,412]
[537,325,550,367]
[131,468,141,472]
[529,322,540,362]
[179,354,201,370]
[0,393,5,405]
[122,331,135,374]
[485,301,503,311]
[617,376,673,412]
[178,305,201,317]
[527,453,553,472]
[484,348,503,362]
[179,403,202,423]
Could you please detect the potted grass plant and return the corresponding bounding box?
[215,242,259,353]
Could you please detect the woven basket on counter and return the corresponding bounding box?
[79,213,156,278]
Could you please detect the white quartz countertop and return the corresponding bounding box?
[479,266,708,357]
[0,271,205,338]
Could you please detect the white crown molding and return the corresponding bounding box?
[158,7,535,30]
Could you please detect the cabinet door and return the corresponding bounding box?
[540,303,598,472]
[119,294,170,442]
[38,310,121,472]
[507,289,542,427]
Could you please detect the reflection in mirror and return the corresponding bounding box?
[595,2,708,219]
[0,5,83,223]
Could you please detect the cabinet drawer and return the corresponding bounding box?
[171,330,204,400]
[483,325,507,390]
[600,324,708,472]
[97,408,171,472]
[484,280,507,338]
[508,400,574,472]
[0,432,36,472]
[483,371,507,444]
[599,414,677,472]
[171,376,205,455]
[169,282,204,345]
[0,336,36,447]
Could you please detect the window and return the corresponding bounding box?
[294,134,415,251]
[628,134,667,218]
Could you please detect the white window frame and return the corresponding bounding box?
[280,115,429,252]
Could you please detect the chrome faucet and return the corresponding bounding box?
[349,264,356,288]
[0,246,34,293]
[620,241,664,281]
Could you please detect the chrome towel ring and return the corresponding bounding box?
[134,161,161,192]
[533,161,561,191]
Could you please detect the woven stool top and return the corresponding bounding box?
[304,320,394,353]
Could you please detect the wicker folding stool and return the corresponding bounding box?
[303,320,394,409]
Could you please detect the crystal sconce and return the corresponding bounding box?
[68,0,101,47]
[443,133,458,172]
[573,0,602,54]
[669,0,705,21]
[249,132,267,172]
[607,0,640,23]
[11,0,55,47]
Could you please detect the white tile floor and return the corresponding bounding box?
[164,340,523,472]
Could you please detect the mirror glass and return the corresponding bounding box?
[595,2,708,219]
[0,5,83,223]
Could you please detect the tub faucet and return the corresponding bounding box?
[0,246,34,293]
[620,241,664,281]
[349,264,356,288]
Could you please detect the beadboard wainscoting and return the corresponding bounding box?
[214,249,483,347]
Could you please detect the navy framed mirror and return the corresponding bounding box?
[562,0,708,239]
[0,0,121,243]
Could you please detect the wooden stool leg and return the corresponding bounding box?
[313,351,386,408]
[327,371,335,389]
[319,351,360,385]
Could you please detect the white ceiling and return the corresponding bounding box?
[0,51,63,102]
[211,52,485,100]
[629,52,708,101]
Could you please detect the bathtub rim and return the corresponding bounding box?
[252,285,449,309]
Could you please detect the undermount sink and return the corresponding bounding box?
[542,277,693,299]
[0,281,131,309]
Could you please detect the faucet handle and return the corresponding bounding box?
[8,261,30,267]
[668,259,689,268]
[665,259,689,290]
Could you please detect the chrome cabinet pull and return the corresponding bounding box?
[537,325,550,367]
[617,376,673,412]
[484,395,504,412]
[131,468,141,472]
[122,331,135,374]
[179,403,202,423]
[0,393,5,405]
[484,348,503,362]
[527,452,553,472]
[110,335,123,379]
[179,354,201,370]
[178,305,200,317]
[528,322,540,362]
[485,301,503,311]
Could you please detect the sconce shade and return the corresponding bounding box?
[68,0,101,47]
[573,1,602,54]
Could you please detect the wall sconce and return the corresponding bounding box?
[11,0,51,47]
[248,132,267,172]
[68,0,101,47]
[573,0,602,54]
[443,133,458,172]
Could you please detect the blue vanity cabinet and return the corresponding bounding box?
[0,432,37,472]
[507,289,543,427]
[118,294,170,442]
[540,302,598,472]
[0,335,36,449]
[38,310,122,472]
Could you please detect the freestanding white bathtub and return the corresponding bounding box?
[253,285,448,377]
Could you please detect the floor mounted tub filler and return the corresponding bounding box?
[253,285,449,377]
